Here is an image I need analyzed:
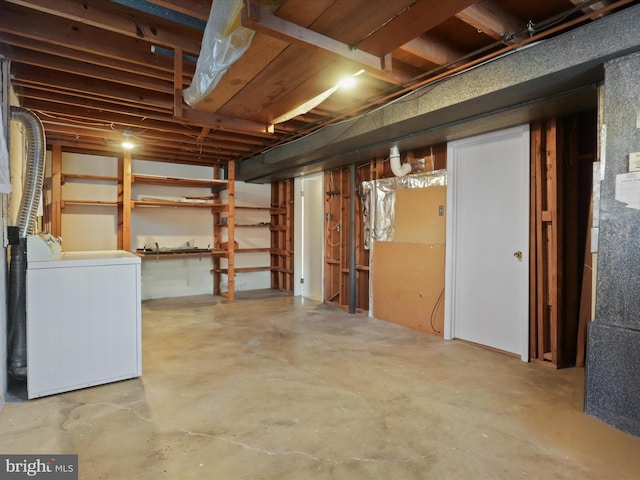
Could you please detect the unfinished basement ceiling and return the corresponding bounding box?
[0,0,634,170]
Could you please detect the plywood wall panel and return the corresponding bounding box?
[373,241,445,335]
[394,186,446,244]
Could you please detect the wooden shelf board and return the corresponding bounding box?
[212,266,272,274]
[137,250,227,258]
[62,200,118,207]
[237,248,271,253]
[132,174,227,189]
[235,205,272,211]
[132,200,228,209]
[216,224,271,228]
[271,267,293,274]
[62,173,119,182]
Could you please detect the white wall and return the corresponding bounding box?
[61,153,118,251]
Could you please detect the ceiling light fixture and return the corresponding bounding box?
[122,129,135,149]
[337,69,365,90]
[337,76,356,89]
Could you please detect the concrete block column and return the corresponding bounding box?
[585,52,640,437]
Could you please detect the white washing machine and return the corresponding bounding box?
[26,235,141,398]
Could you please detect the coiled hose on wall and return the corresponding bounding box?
[7,106,46,380]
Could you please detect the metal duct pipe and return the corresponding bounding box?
[7,238,27,379]
[11,106,46,238]
[8,106,46,380]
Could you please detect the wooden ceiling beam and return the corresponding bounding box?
[18,97,274,142]
[42,123,254,154]
[14,81,273,137]
[0,32,180,83]
[178,107,272,136]
[12,65,174,111]
[197,127,211,144]
[44,130,235,159]
[355,0,477,56]
[5,0,203,55]
[44,127,240,158]
[242,2,385,72]
[145,0,212,22]
[47,140,227,166]
[399,34,466,66]
[0,3,194,75]
[0,44,174,94]
[18,97,209,135]
[455,0,524,41]
[241,3,412,86]
[14,85,171,117]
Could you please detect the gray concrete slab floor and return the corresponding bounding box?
[1,293,640,479]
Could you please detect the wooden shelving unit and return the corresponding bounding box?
[128,160,236,300]
[48,149,239,301]
[48,150,296,302]
[216,201,271,288]
[59,172,120,210]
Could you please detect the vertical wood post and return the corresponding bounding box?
[227,160,235,301]
[118,151,131,251]
[50,143,62,238]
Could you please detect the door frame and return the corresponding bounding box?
[293,173,324,299]
[444,125,530,361]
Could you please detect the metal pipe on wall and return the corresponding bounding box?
[349,163,356,314]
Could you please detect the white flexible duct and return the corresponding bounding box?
[390,145,411,177]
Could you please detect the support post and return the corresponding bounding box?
[349,163,356,314]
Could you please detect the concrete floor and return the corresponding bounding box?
[1,292,640,479]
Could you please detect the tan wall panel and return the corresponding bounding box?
[394,186,446,244]
[372,241,445,335]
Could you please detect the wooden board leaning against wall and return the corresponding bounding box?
[323,144,447,317]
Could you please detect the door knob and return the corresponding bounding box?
[513,251,522,260]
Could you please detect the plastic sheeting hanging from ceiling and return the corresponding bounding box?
[182,0,255,107]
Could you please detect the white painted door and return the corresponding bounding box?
[294,174,323,300]
[303,174,323,300]
[445,125,530,360]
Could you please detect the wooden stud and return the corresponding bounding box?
[227,159,235,301]
[50,143,62,238]
[173,47,183,118]
[575,198,593,367]
[117,150,131,251]
[547,119,563,366]
[212,164,222,296]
